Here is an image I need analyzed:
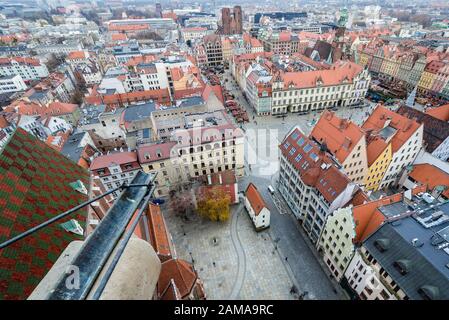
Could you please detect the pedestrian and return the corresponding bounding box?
[285,257,288,262]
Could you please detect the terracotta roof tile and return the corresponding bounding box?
[279,61,363,89]
[362,105,421,153]
[409,164,449,199]
[245,183,267,215]
[311,110,365,163]
[425,104,449,122]
[366,137,389,166]
[158,259,196,299]
[280,127,350,203]
[137,141,177,163]
[67,51,88,60]
[147,204,172,260]
[90,152,138,171]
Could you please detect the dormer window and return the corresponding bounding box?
[393,259,411,275]
[374,238,390,253]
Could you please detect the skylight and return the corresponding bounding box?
[303,143,313,153]
[295,154,302,162]
[289,147,296,155]
[297,137,305,146]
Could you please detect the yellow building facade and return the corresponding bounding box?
[364,143,392,191]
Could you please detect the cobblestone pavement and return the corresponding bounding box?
[228,204,246,299]
[238,175,347,300]
[221,68,380,179]
[163,202,295,300]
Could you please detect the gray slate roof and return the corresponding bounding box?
[364,201,449,300]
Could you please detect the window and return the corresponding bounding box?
[303,144,313,153]
[380,290,389,300]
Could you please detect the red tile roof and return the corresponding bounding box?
[408,164,449,199]
[108,23,149,32]
[280,128,351,203]
[67,51,88,60]
[202,84,224,104]
[352,185,426,243]
[0,57,40,66]
[158,259,197,299]
[366,136,389,166]
[0,115,10,129]
[90,152,138,171]
[137,141,177,163]
[362,105,421,153]
[162,11,177,20]
[46,102,78,115]
[425,104,449,122]
[147,204,172,261]
[245,183,267,216]
[111,33,128,41]
[311,110,365,163]
[279,61,363,89]
[85,88,171,107]
[279,31,292,42]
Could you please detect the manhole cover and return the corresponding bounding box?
[210,236,220,246]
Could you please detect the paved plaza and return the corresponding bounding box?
[160,68,376,300]
[163,201,296,300]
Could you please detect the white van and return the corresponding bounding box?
[268,185,275,195]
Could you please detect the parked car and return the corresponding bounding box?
[152,198,165,205]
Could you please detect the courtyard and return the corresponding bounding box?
[163,200,297,300]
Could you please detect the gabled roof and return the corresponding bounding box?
[202,84,224,105]
[90,152,138,171]
[137,141,177,163]
[147,204,172,260]
[408,164,449,199]
[280,127,351,203]
[67,51,88,60]
[46,102,78,116]
[362,105,421,153]
[245,183,267,216]
[366,136,389,166]
[158,259,197,299]
[425,104,449,122]
[278,61,363,89]
[311,110,365,163]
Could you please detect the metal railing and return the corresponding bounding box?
[0,170,157,300]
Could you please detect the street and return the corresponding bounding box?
[238,175,346,300]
